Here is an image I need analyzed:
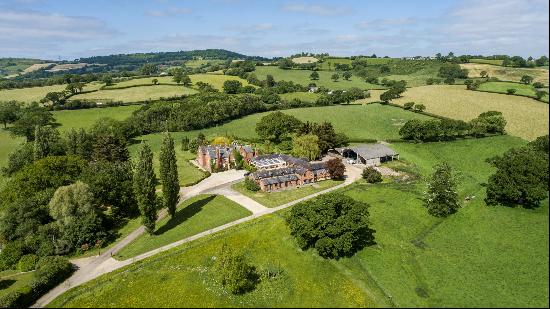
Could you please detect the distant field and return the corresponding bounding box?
[477,81,549,102]
[108,74,250,91]
[53,105,142,133]
[371,85,549,140]
[461,63,549,85]
[185,59,225,68]
[254,66,383,90]
[115,194,252,259]
[291,56,318,64]
[469,59,504,66]
[70,85,197,103]
[0,82,103,103]
[316,57,352,70]
[279,91,321,102]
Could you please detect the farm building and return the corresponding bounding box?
[197,143,255,172]
[331,143,399,166]
[249,154,330,192]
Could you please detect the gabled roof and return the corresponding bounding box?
[351,144,398,160]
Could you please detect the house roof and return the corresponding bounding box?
[351,144,398,160]
[260,174,299,185]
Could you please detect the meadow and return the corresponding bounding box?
[48,135,548,308]
[232,179,344,208]
[0,82,102,103]
[468,58,504,66]
[460,63,549,85]
[368,85,549,141]
[115,194,252,260]
[106,74,250,91]
[254,66,383,90]
[279,91,320,102]
[70,85,197,103]
[291,56,318,64]
[52,105,142,133]
[476,81,549,102]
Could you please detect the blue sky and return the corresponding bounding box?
[0,0,548,60]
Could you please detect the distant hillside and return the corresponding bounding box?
[77,49,270,65]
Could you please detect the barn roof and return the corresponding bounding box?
[352,144,397,160]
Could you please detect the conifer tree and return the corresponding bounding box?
[133,142,158,234]
[159,132,180,217]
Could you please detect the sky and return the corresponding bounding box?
[0,0,548,60]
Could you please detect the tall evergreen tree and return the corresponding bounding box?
[133,142,158,234]
[159,133,180,217]
[424,163,460,217]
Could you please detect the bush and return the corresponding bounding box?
[403,102,415,110]
[17,254,38,272]
[244,177,260,191]
[30,256,74,296]
[533,82,545,88]
[506,88,517,95]
[362,167,382,183]
[0,241,23,271]
[215,244,259,295]
[414,104,426,112]
[326,158,346,179]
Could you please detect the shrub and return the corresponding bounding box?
[362,167,382,183]
[326,158,346,179]
[0,241,23,271]
[215,244,259,295]
[403,102,415,110]
[30,256,74,297]
[17,254,38,272]
[533,82,545,88]
[444,77,455,84]
[414,104,426,112]
[286,193,375,259]
[244,177,260,191]
[506,88,517,95]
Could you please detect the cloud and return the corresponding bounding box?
[282,3,350,16]
[146,7,192,17]
[356,18,417,30]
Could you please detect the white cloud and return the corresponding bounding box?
[356,18,417,30]
[282,3,350,16]
[146,7,192,17]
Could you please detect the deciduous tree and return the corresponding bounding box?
[424,163,460,217]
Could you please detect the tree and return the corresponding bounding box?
[102,76,113,86]
[181,75,192,87]
[414,104,426,112]
[223,80,242,94]
[133,142,158,234]
[480,70,488,78]
[342,71,352,80]
[362,167,382,183]
[215,244,260,294]
[485,145,548,208]
[535,90,548,100]
[171,67,185,84]
[379,65,390,74]
[92,134,129,162]
[470,111,506,135]
[41,92,64,105]
[0,101,20,128]
[48,181,106,253]
[326,158,346,179]
[292,134,320,161]
[152,78,159,85]
[1,143,34,176]
[424,163,460,217]
[141,63,158,75]
[243,177,260,191]
[159,133,179,218]
[265,74,276,87]
[286,193,375,259]
[520,75,533,84]
[310,71,319,80]
[403,102,415,110]
[255,111,302,143]
[535,56,549,67]
[33,125,63,160]
[331,73,340,82]
[180,136,190,151]
[438,63,467,79]
[11,104,55,141]
[506,88,517,95]
[65,128,93,160]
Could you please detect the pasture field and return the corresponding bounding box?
[49,135,548,308]
[254,66,384,90]
[370,85,549,140]
[115,194,252,260]
[469,58,504,66]
[134,104,434,144]
[106,76,178,88]
[461,63,549,85]
[128,135,208,187]
[291,56,318,64]
[70,85,197,103]
[316,57,352,70]
[477,81,549,102]
[107,74,250,91]
[52,105,142,133]
[279,91,320,102]
[232,179,344,208]
[0,128,24,189]
[0,83,101,103]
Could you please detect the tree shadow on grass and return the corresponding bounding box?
[0,279,16,290]
[154,195,216,236]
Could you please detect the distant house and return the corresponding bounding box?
[249,154,330,192]
[331,144,399,166]
[308,86,318,93]
[197,143,255,172]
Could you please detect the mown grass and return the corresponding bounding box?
[461,63,549,85]
[477,81,549,102]
[232,179,344,208]
[0,83,102,104]
[115,194,252,260]
[52,105,142,133]
[0,271,35,298]
[49,135,547,308]
[469,59,504,66]
[70,85,197,103]
[371,85,549,141]
[254,66,383,90]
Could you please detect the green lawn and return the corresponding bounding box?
[115,194,252,260]
[0,271,35,298]
[477,81,549,102]
[232,179,344,208]
[279,91,321,102]
[254,66,383,90]
[70,85,197,103]
[128,135,208,187]
[136,104,433,144]
[47,135,549,308]
[52,105,142,133]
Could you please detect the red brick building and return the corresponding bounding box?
[197,143,255,172]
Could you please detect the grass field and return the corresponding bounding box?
[134,104,434,144]
[291,56,318,64]
[49,135,548,308]
[115,194,252,260]
[0,128,24,190]
[0,83,102,103]
[52,105,142,133]
[254,66,383,90]
[70,85,197,103]
[469,59,504,66]
[279,91,321,102]
[0,271,35,298]
[184,59,225,68]
[477,81,549,102]
[232,179,344,208]
[128,135,208,187]
[368,85,549,140]
[316,57,352,70]
[106,74,250,91]
[461,63,549,85]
